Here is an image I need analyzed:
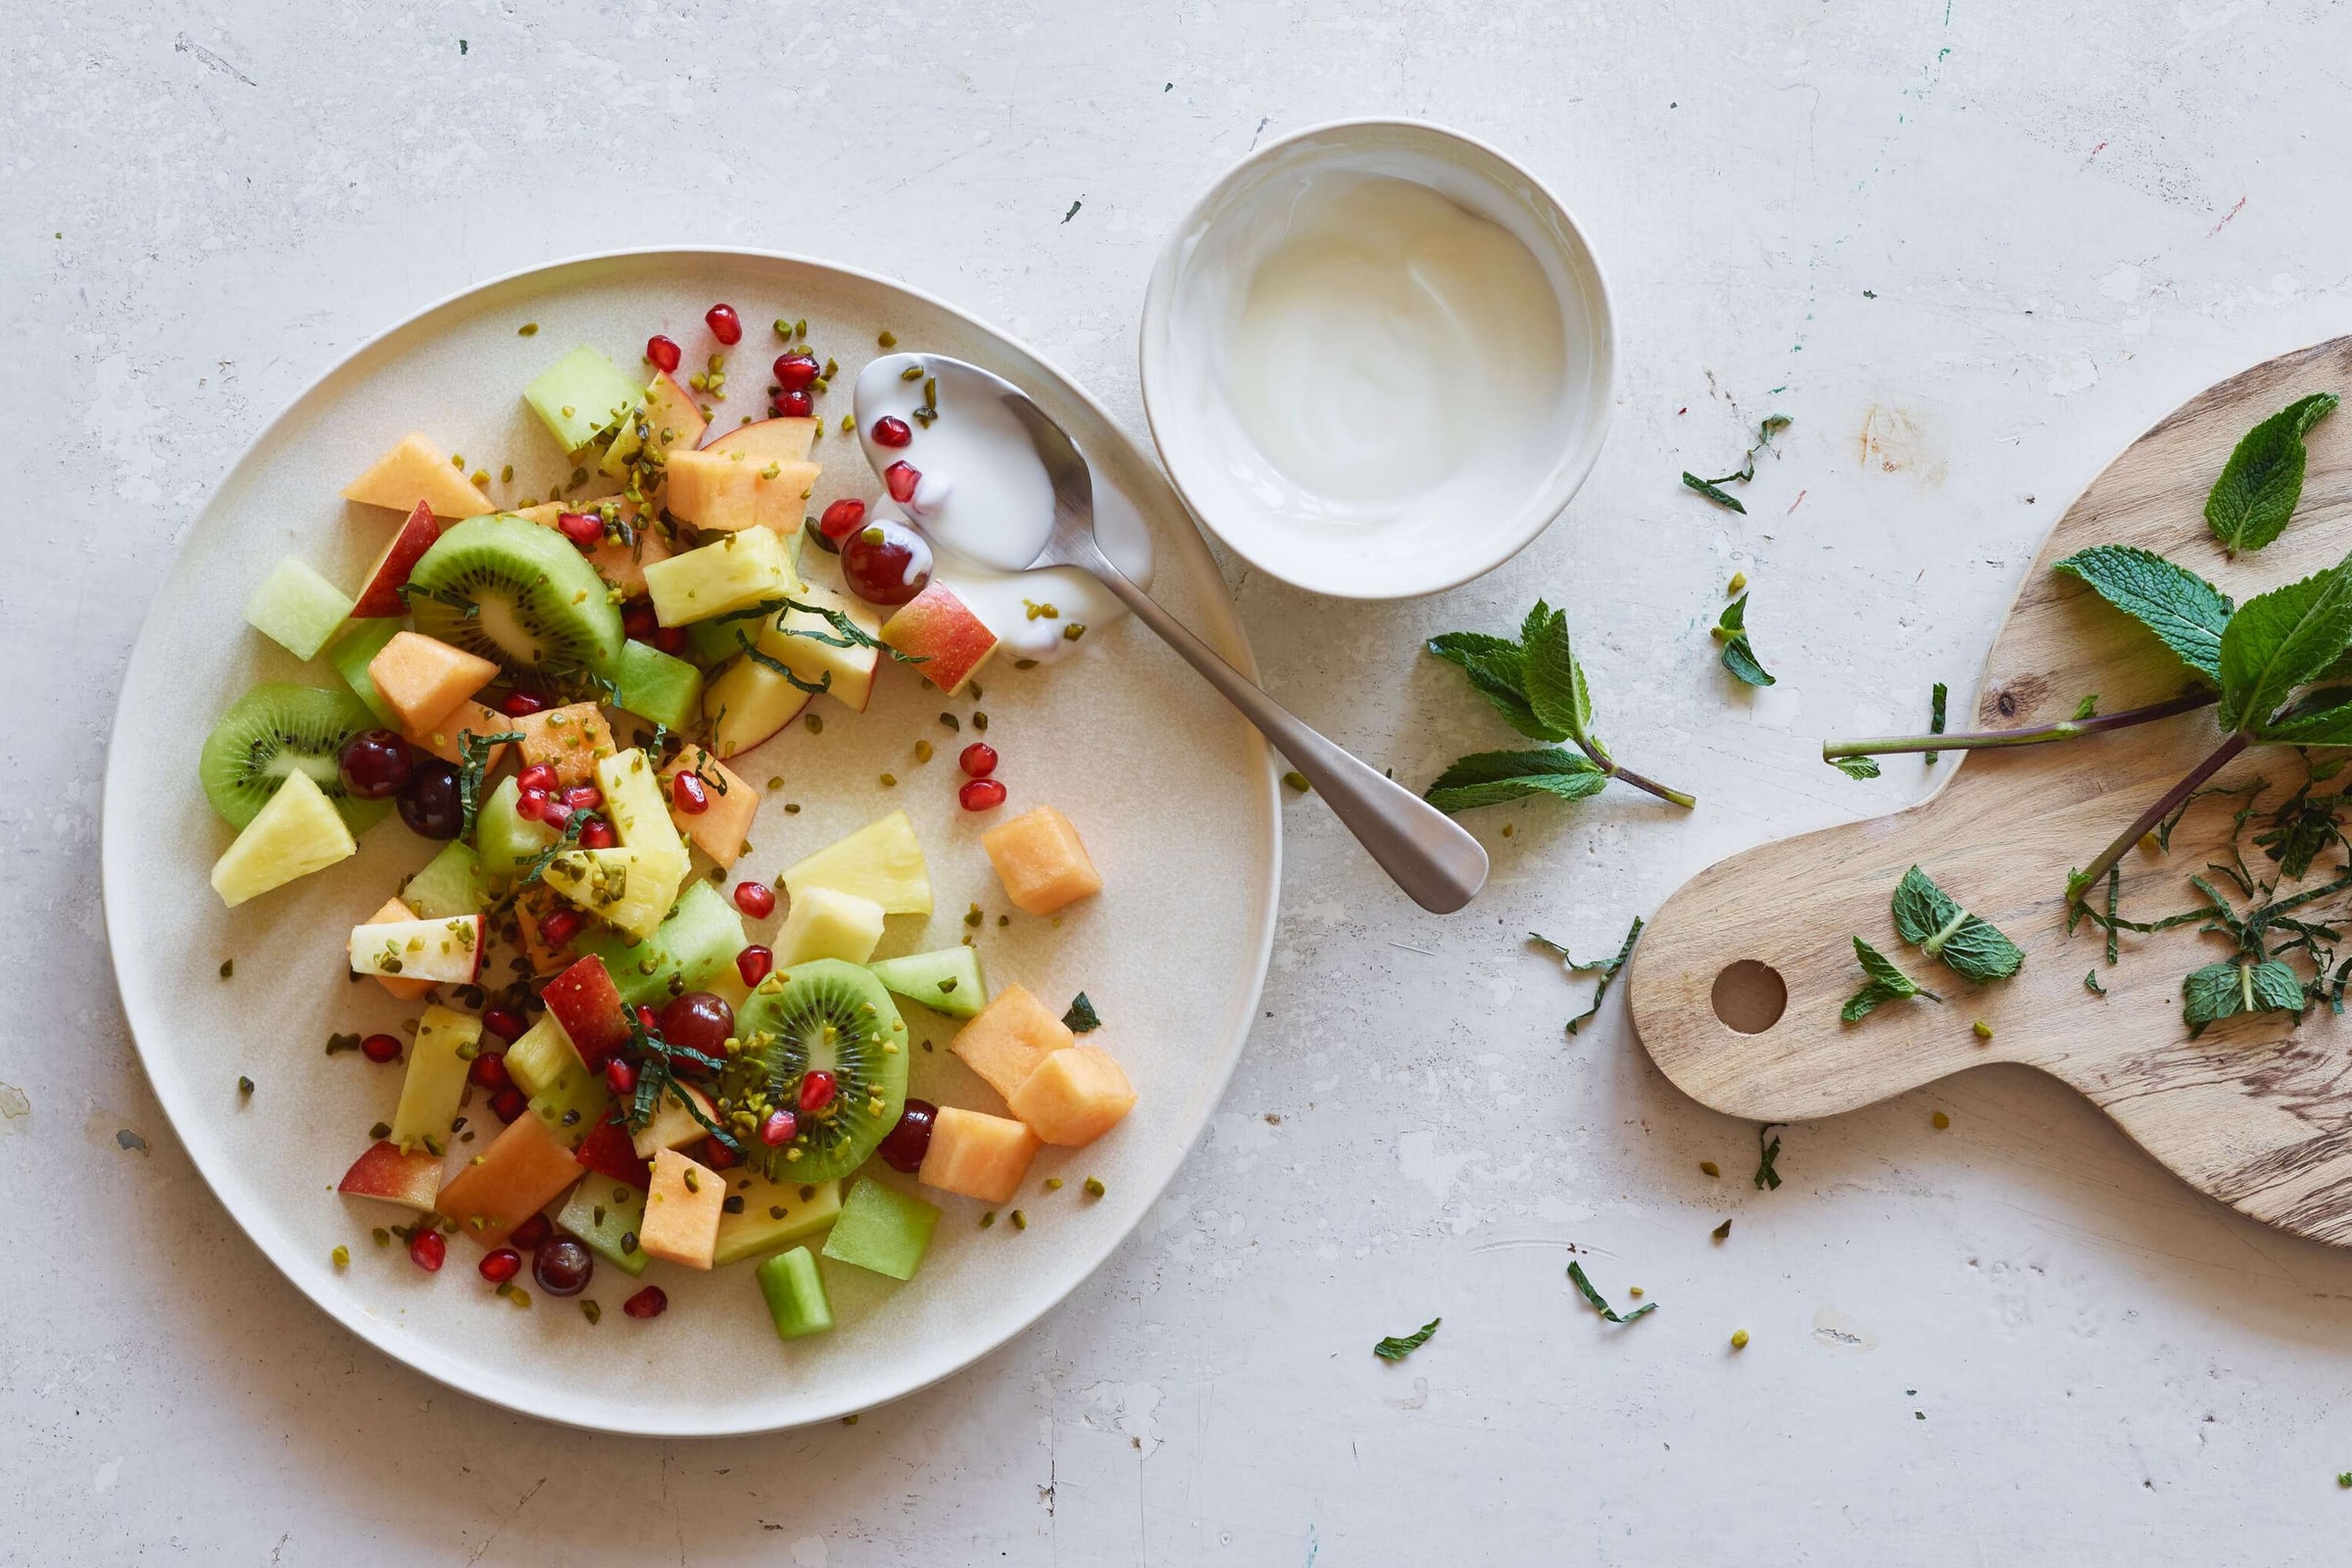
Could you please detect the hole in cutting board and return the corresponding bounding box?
[1711,960,1787,1034]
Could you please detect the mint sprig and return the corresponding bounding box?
[1841,936,1941,1022]
[1890,865,2024,984]
[2207,392,2338,557]
[1714,592,1774,687]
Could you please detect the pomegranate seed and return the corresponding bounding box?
[516,786,551,822]
[564,785,604,812]
[409,1229,447,1272]
[705,303,742,344]
[871,416,912,448]
[509,1213,553,1250]
[580,817,616,850]
[539,907,585,948]
[622,1285,668,1319]
[540,800,574,831]
[500,690,549,718]
[468,1054,511,1091]
[490,1087,527,1123]
[959,778,1008,812]
[637,1005,661,1034]
[958,742,999,778]
[557,511,604,549]
[605,1058,638,1096]
[819,498,868,542]
[646,334,683,373]
[484,1005,526,1042]
[773,352,820,389]
[734,880,776,918]
[622,602,658,640]
[774,389,813,418]
[885,461,921,503]
[671,772,710,814]
[760,1108,797,1146]
[517,763,558,793]
[736,945,773,988]
[703,1138,739,1171]
[653,626,687,656]
[478,1247,521,1284]
[361,1033,402,1064]
[799,1070,837,1114]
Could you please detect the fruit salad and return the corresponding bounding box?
[204,306,1139,1339]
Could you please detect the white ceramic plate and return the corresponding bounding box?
[102,249,1279,1436]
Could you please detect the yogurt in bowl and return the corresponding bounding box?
[1140,120,1615,600]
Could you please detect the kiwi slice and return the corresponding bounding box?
[404,513,624,678]
[199,683,391,833]
[719,958,909,1184]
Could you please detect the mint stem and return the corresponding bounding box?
[2067,731,2252,906]
[1578,738,1697,808]
[1823,690,2215,760]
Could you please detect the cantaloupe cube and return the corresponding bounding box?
[950,984,1073,1102]
[1008,1045,1136,1147]
[341,432,495,518]
[436,1111,582,1249]
[916,1107,1040,1204]
[512,500,671,597]
[639,1148,725,1269]
[658,747,760,867]
[367,631,498,733]
[512,702,615,787]
[404,700,513,770]
[362,897,434,1001]
[663,447,818,533]
[981,806,1102,916]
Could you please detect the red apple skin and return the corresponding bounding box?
[337,1140,443,1211]
[540,956,631,1067]
[881,583,999,696]
[575,1114,654,1191]
[350,501,445,619]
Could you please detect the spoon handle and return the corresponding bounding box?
[1081,564,1490,913]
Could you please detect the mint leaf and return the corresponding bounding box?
[1566,1261,1655,1324]
[1926,682,1947,765]
[2084,969,2107,996]
[2254,688,2352,745]
[1427,631,1564,740]
[2207,392,2339,556]
[1530,917,1644,1036]
[1842,936,1941,1022]
[1890,865,2025,983]
[1521,608,1595,744]
[2217,554,2352,730]
[1061,993,1102,1034]
[2052,545,2232,682]
[1682,472,1745,513]
[1715,593,1775,686]
[1373,1317,1441,1360]
[1831,756,1882,779]
[1754,1124,1784,1189]
[1423,748,1607,813]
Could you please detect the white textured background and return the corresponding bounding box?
[11,2,2352,1562]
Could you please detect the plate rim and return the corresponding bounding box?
[99,245,1282,1437]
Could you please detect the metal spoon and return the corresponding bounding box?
[913,356,1489,914]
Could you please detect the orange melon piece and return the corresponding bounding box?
[639,1148,724,1269]
[663,447,818,533]
[363,896,434,1001]
[949,984,1073,1102]
[511,500,671,597]
[405,700,513,770]
[917,1107,1040,1204]
[1008,1045,1136,1147]
[657,746,760,868]
[512,702,616,788]
[981,806,1102,916]
[435,1112,582,1250]
[341,432,495,518]
[367,631,498,733]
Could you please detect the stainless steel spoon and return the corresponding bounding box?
[913,356,1490,914]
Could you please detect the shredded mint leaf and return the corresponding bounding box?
[735,630,834,696]
[1715,593,1775,687]
[1682,472,1745,513]
[1566,1261,1655,1324]
[1754,1124,1784,1190]
[1373,1317,1441,1360]
[1890,865,2025,983]
[456,728,525,839]
[2256,694,2352,746]
[1831,756,1882,780]
[2253,783,2349,878]
[2217,553,2352,731]
[1531,917,1644,1037]
[1842,936,1941,1022]
[1423,748,1607,813]
[2052,545,2232,683]
[2084,969,2107,996]
[1684,415,1791,511]
[1927,682,1948,765]
[2206,392,2339,557]
[1062,993,1102,1034]
[2073,694,2099,720]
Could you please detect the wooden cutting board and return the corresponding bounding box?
[1628,336,2352,1247]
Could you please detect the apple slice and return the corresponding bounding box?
[630,1082,718,1159]
[350,501,445,618]
[337,1140,443,1211]
[349,915,485,986]
[881,583,998,696]
[341,433,495,518]
[540,955,632,1066]
[575,1113,654,1191]
[703,652,811,760]
[361,896,434,1002]
[601,371,710,477]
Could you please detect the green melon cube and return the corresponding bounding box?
[525,346,643,452]
[245,558,354,661]
[526,1058,613,1151]
[866,947,989,1018]
[557,1179,651,1278]
[571,879,747,1008]
[326,618,404,725]
[402,841,490,918]
[612,640,706,732]
[476,775,558,885]
[756,1247,834,1339]
[820,1178,939,1282]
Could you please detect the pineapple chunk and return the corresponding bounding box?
[210,771,356,907]
[917,1107,1040,1204]
[643,526,797,626]
[781,808,931,916]
[950,984,1073,1102]
[542,848,680,942]
[502,1014,582,1099]
[1008,1045,1137,1147]
[772,886,886,967]
[640,1148,725,1269]
[711,1174,842,1267]
[595,749,687,867]
[391,1004,481,1153]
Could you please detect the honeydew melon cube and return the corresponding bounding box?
[820,1178,939,1281]
[643,526,796,626]
[326,618,405,726]
[556,1178,651,1277]
[391,1004,481,1153]
[501,1014,581,1099]
[524,346,644,452]
[526,1057,614,1152]
[543,847,681,942]
[570,880,747,1010]
[915,1106,1040,1205]
[865,947,987,1018]
[773,886,885,968]
[781,809,931,916]
[244,558,355,661]
[611,640,705,733]
[711,1174,842,1268]
[209,769,356,907]
[401,840,490,917]
[348,914,484,987]
[476,776,558,886]
[639,1148,725,1269]
[756,1246,834,1340]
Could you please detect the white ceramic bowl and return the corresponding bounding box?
[1139,119,1617,601]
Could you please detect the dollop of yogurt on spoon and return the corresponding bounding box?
[855,354,1152,665]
